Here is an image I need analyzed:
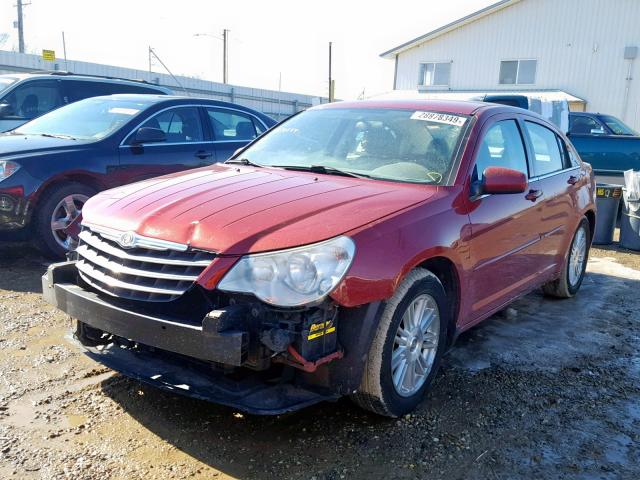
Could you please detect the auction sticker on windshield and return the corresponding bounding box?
[410,111,467,127]
[108,107,141,116]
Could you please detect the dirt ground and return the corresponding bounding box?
[0,236,639,480]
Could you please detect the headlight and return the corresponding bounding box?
[218,236,355,307]
[0,161,20,181]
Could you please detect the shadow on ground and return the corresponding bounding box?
[0,241,50,294]
[98,260,640,479]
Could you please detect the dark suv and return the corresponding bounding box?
[0,94,275,256]
[0,72,171,132]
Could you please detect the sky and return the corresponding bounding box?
[0,0,495,99]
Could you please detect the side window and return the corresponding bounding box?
[1,80,63,120]
[102,83,164,95]
[568,115,603,135]
[138,107,203,143]
[555,136,574,169]
[474,120,528,181]
[254,120,267,135]
[206,108,259,140]
[525,121,565,176]
[65,81,112,102]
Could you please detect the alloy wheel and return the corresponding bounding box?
[50,194,88,251]
[568,226,587,287]
[392,293,440,397]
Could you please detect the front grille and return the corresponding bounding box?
[76,226,216,302]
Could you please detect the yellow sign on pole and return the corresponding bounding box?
[42,49,55,61]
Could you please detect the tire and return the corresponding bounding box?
[33,182,95,258]
[351,269,449,417]
[542,217,590,298]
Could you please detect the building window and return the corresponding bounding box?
[418,62,451,86]
[499,59,537,85]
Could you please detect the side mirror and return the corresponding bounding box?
[132,127,166,144]
[0,103,14,118]
[482,166,528,195]
[590,128,605,135]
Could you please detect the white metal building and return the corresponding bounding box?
[0,51,327,120]
[381,0,640,130]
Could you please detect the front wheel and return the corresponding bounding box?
[351,269,449,417]
[542,217,590,298]
[33,182,95,258]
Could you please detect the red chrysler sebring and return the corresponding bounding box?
[43,99,595,417]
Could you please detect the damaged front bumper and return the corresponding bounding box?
[42,261,342,414]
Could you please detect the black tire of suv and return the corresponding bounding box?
[542,217,591,298]
[33,182,96,259]
[351,269,449,417]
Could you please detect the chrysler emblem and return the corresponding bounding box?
[118,231,136,249]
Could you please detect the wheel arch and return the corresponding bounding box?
[583,209,596,242]
[32,173,104,207]
[416,256,461,348]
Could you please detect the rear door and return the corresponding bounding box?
[118,105,213,183]
[466,116,545,323]
[522,119,582,271]
[204,107,266,161]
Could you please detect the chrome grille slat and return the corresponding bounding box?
[76,226,215,302]
[78,230,212,266]
[76,245,199,281]
[77,261,186,295]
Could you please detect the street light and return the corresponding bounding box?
[193,30,229,84]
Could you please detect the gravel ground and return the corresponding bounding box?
[0,237,639,479]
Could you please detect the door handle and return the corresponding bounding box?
[525,189,543,201]
[195,150,213,160]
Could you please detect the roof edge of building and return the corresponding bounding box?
[379,0,521,59]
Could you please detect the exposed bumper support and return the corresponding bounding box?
[42,261,338,414]
[42,262,246,365]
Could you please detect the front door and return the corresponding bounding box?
[118,106,213,183]
[465,117,545,323]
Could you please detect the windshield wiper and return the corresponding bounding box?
[38,133,77,140]
[272,164,369,179]
[225,158,263,167]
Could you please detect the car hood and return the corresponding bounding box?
[0,133,85,157]
[82,164,436,254]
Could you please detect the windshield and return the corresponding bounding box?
[13,97,148,140]
[238,108,469,185]
[0,77,17,96]
[600,115,637,136]
[0,77,18,95]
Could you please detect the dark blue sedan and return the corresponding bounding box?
[0,95,276,256]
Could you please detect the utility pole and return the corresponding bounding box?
[328,41,334,102]
[222,29,229,84]
[61,31,68,70]
[16,0,28,53]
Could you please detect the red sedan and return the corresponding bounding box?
[43,99,595,417]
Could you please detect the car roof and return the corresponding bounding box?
[85,94,274,120]
[313,99,491,116]
[0,72,168,90]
